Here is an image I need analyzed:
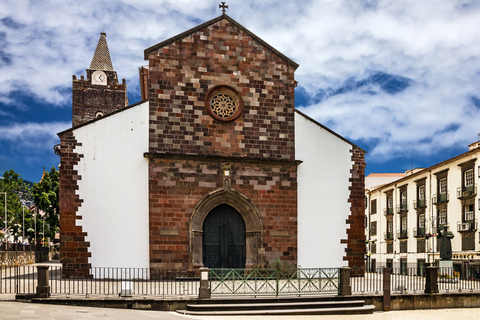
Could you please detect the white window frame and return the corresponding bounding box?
[465,169,474,187]
[419,185,425,200]
[401,217,407,231]
[439,209,447,225]
[401,190,407,205]
[419,213,425,228]
[388,196,393,208]
[387,221,393,232]
[439,178,447,194]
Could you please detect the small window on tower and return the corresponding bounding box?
[95,111,104,118]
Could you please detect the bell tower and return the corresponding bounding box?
[72,32,128,127]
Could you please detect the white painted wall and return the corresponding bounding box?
[73,102,150,269]
[295,112,353,268]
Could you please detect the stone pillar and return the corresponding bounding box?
[383,268,391,311]
[425,266,439,294]
[338,267,352,296]
[199,267,211,299]
[36,265,50,298]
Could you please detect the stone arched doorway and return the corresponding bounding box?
[203,204,246,268]
[189,188,263,269]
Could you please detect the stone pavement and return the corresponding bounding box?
[1,301,480,320]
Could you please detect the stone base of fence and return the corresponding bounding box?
[362,292,480,311]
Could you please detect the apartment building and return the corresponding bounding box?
[365,141,480,279]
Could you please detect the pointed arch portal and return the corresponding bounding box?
[189,188,263,269]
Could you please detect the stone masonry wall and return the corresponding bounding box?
[147,18,296,160]
[344,146,367,274]
[72,73,127,127]
[148,157,298,270]
[58,130,91,277]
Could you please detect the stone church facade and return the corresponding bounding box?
[58,13,366,275]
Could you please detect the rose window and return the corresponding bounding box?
[205,85,243,121]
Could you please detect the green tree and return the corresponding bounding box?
[32,167,59,243]
[0,169,30,242]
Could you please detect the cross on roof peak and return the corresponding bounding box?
[219,2,228,14]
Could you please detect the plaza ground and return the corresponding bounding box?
[1,300,480,320]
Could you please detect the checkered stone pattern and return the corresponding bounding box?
[146,19,296,161]
[343,146,367,274]
[58,130,91,277]
[72,72,128,127]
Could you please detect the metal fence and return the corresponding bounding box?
[351,267,480,294]
[209,268,339,296]
[1,265,200,297]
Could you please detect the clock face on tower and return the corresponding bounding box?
[91,70,107,86]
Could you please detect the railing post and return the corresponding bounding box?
[338,267,351,296]
[36,265,50,298]
[383,267,391,311]
[199,267,210,299]
[425,265,439,294]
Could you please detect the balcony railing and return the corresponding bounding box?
[384,231,394,240]
[413,227,426,238]
[432,192,449,204]
[457,184,477,199]
[384,207,394,216]
[413,199,426,209]
[397,230,408,239]
[396,204,408,213]
[457,220,478,232]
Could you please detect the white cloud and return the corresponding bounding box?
[0,0,480,171]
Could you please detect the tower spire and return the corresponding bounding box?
[89,32,114,71]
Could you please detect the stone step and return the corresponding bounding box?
[176,305,376,316]
[185,299,367,311]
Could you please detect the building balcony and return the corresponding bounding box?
[397,230,408,239]
[457,220,477,232]
[384,207,394,216]
[396,203,408,213]
[457,184,477,199]
[413,199,426,209]
[384,231,394,240]
[432,192,449,204]
[413,227,426,238]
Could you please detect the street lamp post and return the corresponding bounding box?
[22,205,25,243]
[42,218,45,247]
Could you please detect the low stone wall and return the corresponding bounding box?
[0,250,53,267]
[364,292,480,310]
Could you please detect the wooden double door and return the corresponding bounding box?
[202,204,246,269]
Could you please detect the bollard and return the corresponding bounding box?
[199,267,211,299]
[425,266,439,294]
[383,267,391,311]
[36,265,50,298]
[338,267,352,296]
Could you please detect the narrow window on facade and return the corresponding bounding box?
[401,216,407,231]
[439,209,447,225]
[465,169,474,187]
[464,203,474,221]
[401,190,407,205]
[419,185,425,200]
[418,213,425,228]
[439,178,447,194]
[370,221,377,236]
[387,220,393,232]
[371,199,377,214]
[388,196,393,209]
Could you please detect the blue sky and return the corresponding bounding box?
[1,0,480,182]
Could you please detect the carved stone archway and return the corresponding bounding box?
[189,188,263,269]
